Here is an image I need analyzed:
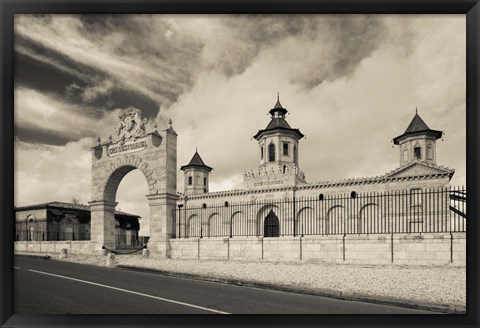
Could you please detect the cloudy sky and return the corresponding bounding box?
[14,14,466,229]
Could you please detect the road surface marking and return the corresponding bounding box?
[27,269,230,314]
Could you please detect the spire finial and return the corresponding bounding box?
[416,106,418,114]
[277,92,279,102]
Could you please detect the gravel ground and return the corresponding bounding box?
[18,252,466,311]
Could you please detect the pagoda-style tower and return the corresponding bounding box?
[393,110,443,167]
[180,150,212,196]
[245,95,306,189]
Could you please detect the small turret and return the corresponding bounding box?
[393,109,443,166]
[180,150,212,195]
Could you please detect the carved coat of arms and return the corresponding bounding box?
[115,106,148,144]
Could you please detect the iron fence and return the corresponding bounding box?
[115,230,141,247]
[173,186,466,238]
[15,227,141,246]
[15,230,91,241]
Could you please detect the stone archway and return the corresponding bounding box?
[88,107,177,257]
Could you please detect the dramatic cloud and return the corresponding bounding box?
[15,15,203,114]
[14,87,123,144]
[168,15,466,191]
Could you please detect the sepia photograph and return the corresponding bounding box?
[12,13,467,316]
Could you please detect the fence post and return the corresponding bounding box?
[293,187,297,237]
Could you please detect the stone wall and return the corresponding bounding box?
[15,241,95,255]
[168,232,466,266]
[15,232,466,266]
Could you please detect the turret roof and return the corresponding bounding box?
[254,96,304,140]
[180,150,213,172]
[404,112,430,133]
[393,111,443,144]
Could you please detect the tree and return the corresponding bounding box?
[71,197,81,205]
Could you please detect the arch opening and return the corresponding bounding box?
[112,168,148,248]
[264,210,279,237]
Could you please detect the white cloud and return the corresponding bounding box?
[14,138,92,207]
[168,14,466,191]
[81,79,115,102]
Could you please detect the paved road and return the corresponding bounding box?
[14,255,438,314]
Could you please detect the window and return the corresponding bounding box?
[414,147,421,160]
[261,146,264,159]
[268,143,275,162]
[410,188,423,229]
[29,225,35,241]
[403,148,408,162]
[203,177,206,186]
[27,217,35,241]
[410,188,423,215]
[283,142,289,156]
[294,146,298,164]
[65,226,74,241]
[410,188,422,206]
[188,176,192,185]
[427,144,433,160]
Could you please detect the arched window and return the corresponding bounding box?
[264,210,279,237]
[64,219,74,241]
[283,142,289,156]
[114,219,122,245]
[283,165,287,174]
[268,143,275,162]
[188,176,192,185]
[27,217,35,241]
[294,145,298,164]
[426,144,433,160]
[414,146,421,160]
[261,146,264,160]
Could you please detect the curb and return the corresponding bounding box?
[117,264,465,314]
[15,253,52,260]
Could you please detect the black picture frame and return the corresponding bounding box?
[1,1,479,327]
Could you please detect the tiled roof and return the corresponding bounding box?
[14,201,140,217]
[180,150,213,172]
[404,113,430,133]
[393,112,443,144]
[265,117,292,130]
[254,96,304,140]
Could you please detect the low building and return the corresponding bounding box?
[15,201,141,247]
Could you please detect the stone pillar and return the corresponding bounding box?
[89,200,117,254]
[147,193,177,257]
